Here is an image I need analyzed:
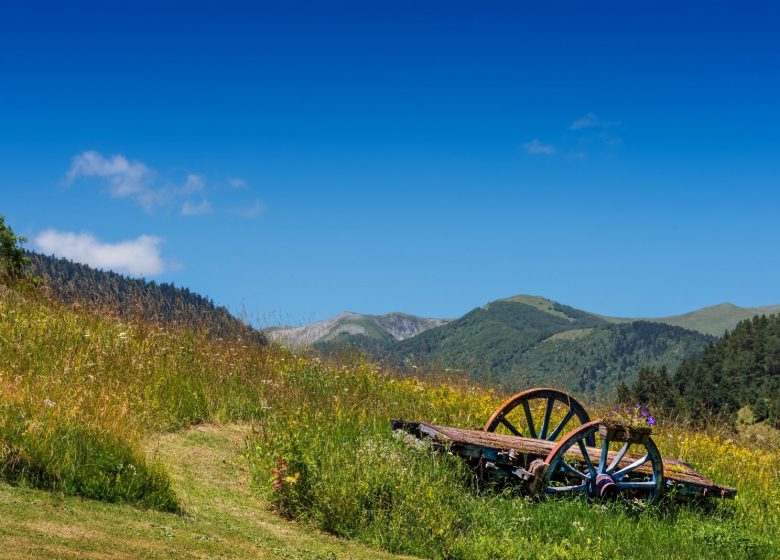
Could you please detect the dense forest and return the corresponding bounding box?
[620,314,780,427]
[27,252,266,345]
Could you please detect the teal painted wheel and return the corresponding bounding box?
[542,420,663,503]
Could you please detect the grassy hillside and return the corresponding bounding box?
[649,303,780,337]
[1,285,778,559]
[600,302,780,337]
[29,251,265,344]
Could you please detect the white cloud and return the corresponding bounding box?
[570,112,618,130]
[181,199,213,216]
[65,151,164,211]
[522,139,556,155]
[183,173,206,193]
[34,229,166,276]
[65,151,265,218]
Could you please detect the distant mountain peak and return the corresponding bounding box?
[268,311,449,347]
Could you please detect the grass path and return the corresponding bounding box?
[0,424,413,560]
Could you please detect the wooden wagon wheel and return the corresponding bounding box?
[542,420,664,503]
[483,388,594,445]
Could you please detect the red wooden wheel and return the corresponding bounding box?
[483,387,594,445]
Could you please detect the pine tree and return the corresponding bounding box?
[0,215,30,283]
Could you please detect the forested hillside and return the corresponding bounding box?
[318,296,713,396]
[622,314,780,427]
[28,252,265,344]
[513,321,714,396]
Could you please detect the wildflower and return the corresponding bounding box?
[43,398,56,408]
[605,403,656,430]
[283,473,300,485]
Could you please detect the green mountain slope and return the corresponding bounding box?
[649,303,780,337]
[320,295,713,396]
[600,302,780,337]
[513,321,713,397]
[391,297,606,371]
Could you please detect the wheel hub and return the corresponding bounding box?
[593,473,617,499]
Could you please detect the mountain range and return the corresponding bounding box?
[267,311,447,346]
[26,246,779,398]
[278,295,780,397]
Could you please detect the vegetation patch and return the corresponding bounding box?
[0,405,178,511]
[245,356,780,559]
[0,283,271,511]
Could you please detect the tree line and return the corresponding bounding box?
[618,314,780,427]
[1,214,264,345]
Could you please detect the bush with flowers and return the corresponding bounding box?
[602,404,657,432]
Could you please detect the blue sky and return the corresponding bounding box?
[2,1,779,324]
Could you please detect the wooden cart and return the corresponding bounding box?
[392,388,736,502]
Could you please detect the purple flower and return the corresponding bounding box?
[615,407,621,412]
[641,409,649,417]
[647,416,656,426]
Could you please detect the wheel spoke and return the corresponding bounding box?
[613,454,649,479]
[521,400,538,439]
[598,435,610,473]
[577,438,597,478]
[539,398,555,439]
[558,459,590,481]
[545,483,588,494]
[606,442,631,474]
[547,408,576,441]
[615,480,657,489]
[500,416,521,436]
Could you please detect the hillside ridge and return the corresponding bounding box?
[28,251,266,344]
[314,295,718,396]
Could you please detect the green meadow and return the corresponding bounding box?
[1,286,777,559]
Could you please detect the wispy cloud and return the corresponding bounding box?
[65,151,163,211]
[522,139,556,155]
[570,112,618,130]
[34,229,166,276]
[183,173,206,194]
[180,199,213,216]
[65,151,263,218]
